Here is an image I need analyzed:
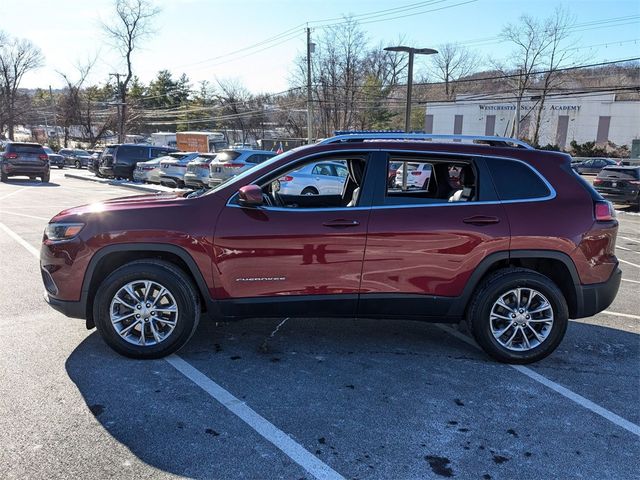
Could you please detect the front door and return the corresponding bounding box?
[213,152,373,318]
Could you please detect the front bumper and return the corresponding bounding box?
[43,291,86,319]
[573,267,622,318]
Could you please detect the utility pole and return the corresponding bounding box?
[306,27,314,144]
[515,68,522,138]
[49,85,59,147]
[109,73,126,142]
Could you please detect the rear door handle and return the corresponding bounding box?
[323,219,360,228]
[463,215,500,225]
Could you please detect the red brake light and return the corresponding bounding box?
[199,164,210,169]
[595,201,615,221]
[5,152,17,159]
[39,154,48,161]
[279,175,293,182]
[629,180,640,185]
[593,178,603,185]
[223,163,244,168]
[410,171,421,176]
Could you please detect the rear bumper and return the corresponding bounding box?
[573,267,622,318]
[184,174,208,188]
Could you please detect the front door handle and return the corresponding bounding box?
[323,219,360,228]
[463,215,500,226]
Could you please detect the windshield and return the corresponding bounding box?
[206,148,301,195]
[43,147,53,154]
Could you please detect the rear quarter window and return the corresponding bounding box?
[486,158,551,200]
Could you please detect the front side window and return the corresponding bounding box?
[118,146,148,160]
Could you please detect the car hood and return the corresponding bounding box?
[51,192,186,221]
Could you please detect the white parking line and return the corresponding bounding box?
[166,355,345,480]
[602,310,640,320]
[617,245,640,254]
[436,324,640,438]
[619,258,640,268]
[0,222,40,257]
[0,187,29,201]
[621,278,640,284]
[0,211,49,221]
[0,221,345,480]
[619,236,640,244]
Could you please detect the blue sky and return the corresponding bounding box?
[4,0,640,93]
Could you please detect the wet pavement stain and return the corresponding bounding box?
[88,404,104,416]
[425,455,454,478]
[493,454,510,464]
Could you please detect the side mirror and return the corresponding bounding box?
[238,185,264,207]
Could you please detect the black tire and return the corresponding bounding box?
[58,165,64,169]
[467,268,568,364]
[75,160,81,169]
[0,171,7,182]
[93,260,201,359]
[301,187,318,195]
[41,172,50,183]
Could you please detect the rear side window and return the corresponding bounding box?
[216,151,241,162]
[118,146,148,160]
[486,158,550,200]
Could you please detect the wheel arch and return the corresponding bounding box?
[81,243,217,328]
[451,250,581,319]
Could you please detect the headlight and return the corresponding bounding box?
[45,222,85,241]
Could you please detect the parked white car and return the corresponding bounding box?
[277,160,348,195]
[394,162,432,190]
[133,158,164,184]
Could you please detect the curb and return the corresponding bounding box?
[64,173,164,194]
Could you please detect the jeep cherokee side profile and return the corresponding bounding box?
[40,133,621,364]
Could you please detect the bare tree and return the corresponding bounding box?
[0,32,44,139]
[499,15,553,138]
[57,60,95,146]
[531,7,575,145]
[431,43,480,99]
[102,0,159,141]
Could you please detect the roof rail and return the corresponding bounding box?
[319,132,534,150]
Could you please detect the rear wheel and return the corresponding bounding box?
[41,172,50,183]
[93,260,201,359]
[0,171,7,182]
[75,160,81,169]
[467,268,568,364]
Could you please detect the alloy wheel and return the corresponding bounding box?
[489,287,554,351]
[109,280,179,346]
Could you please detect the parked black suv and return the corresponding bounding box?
[594,166,640,209]
[98,144,177,180]
[0,142,50,182]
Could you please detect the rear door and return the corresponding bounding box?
[359,151,510,319]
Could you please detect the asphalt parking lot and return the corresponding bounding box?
[0,169,638,479]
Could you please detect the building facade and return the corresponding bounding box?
[425,92,640,148]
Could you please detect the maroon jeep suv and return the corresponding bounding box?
[40,133,621,363]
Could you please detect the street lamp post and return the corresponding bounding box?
[384,46,438,132]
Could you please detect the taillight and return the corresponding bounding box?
[629,180,640,185]
[595,201,615,221]
[223,163,244,168]
[198,164,209,169]
[5,152,17,159]
[39,154,48,161]
[279,175,293,182]
[410,171,421,176]
[593,178,603,185]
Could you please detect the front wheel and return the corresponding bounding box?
[75,160,81,169]
[93,260,201,359]
[301,187,318,195]
[41,172,50,183]
[467,268,568,364]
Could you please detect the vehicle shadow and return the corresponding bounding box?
[65,317,639,479]
[1,179,60,187]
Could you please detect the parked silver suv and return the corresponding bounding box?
[277,160,348,195]
[158,152,199,188]
[208,149,275,188]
